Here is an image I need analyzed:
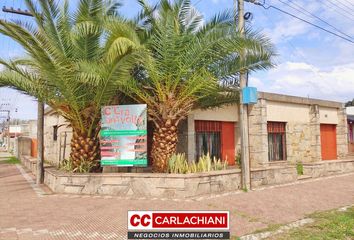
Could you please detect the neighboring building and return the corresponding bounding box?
[2,120,37,153]
[43,92,349,168]
[347,106,354,154]
[20,120,37,138]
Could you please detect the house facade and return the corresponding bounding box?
[43,92,349,169]
[178,92,348,167]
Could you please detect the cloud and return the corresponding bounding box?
[247,0,354,103]
[250,61,354,102]
[263,18,310,44]
[210,0,228,4]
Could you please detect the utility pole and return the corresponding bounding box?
[236,0,251,190]
[2,5,44,184]
[36,101,44,184]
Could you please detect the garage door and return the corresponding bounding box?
[320,124,337,160]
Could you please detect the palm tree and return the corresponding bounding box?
[0,0,143,171]
[125,0,275,172]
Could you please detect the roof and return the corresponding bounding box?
[258,92,343,108]
[44,91,344,117]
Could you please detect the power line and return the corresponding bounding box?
[335,0,354,12]
[332,0,354,13]
[326,0,354,21]
[1,0,35,118]
[320,0,354,22]
[278,0,354,41]
[340,0,354,10]
[246,0,354,44]
[258,7,324,96]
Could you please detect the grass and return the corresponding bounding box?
[271,207,354,240]
[234,206,354,240]
[0,156,20,164]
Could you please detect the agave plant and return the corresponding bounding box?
[0,0,143,171]
[167,153,228,174]
[125,0,275,172]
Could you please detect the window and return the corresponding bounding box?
[195,121,222,160]
[267,122,287,161]
[53,125,58,141]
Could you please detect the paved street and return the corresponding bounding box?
[0,162,353,240]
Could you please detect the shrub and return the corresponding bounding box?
[60,158,97,173]
[235,150,241,167]
[167,153,189,174]
[167,153,227,174]
[296,161,304,175]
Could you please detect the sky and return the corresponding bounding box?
[0,0,354,120]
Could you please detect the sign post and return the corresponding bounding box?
[100,104,147,167]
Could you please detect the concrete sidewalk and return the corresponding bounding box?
[0,151,12,161]
[0,163,353,240]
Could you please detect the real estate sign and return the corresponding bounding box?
[100,104,147,167]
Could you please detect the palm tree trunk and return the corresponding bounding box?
[70,129,100,171]
[151,120,178,172]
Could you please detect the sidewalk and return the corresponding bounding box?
[0,163,353,239]
[0,151,12,161]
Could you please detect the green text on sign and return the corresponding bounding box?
[100,130,147,136]
[101,159,147,166]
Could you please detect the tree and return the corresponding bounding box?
[345,99,354,107]
[125,0,275,172]
[0,0,143,171]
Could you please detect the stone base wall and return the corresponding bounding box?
[20,155,38,174]
[251,165,298,188]
[303,159,354,178]
[19,153,354,198]
[44,168,242,199]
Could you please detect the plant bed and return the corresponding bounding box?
[44,167,242,199]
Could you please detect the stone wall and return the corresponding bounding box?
[248,99,268,168]
[285,122,312,163]
[20,155,37,174]
[303,159,354,178]
[45,168,242,199]
[16,137,32,159]
[310,105,321,162]
[248,96,348,167]
[19,152,354,198]
[20,155,51,175]
[44,112,72,166]
[251,165,298,188]
[336,107,348,158]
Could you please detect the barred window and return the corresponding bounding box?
[267,122,287,161]
[195,121,221,160]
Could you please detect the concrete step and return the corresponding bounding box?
[297,175,312,181]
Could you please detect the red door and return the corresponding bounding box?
[221,122,235,165]
[320,124,337,160]
[31,139,38,158]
